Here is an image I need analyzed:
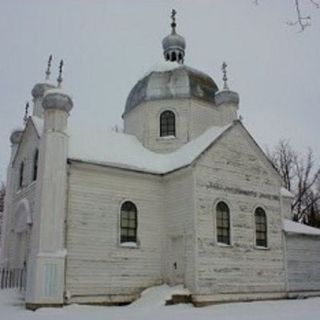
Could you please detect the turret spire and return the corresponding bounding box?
[171,9,177,34]
[23,102,30,124]
[45,55,53,81]
[222,61,229,90]
[57,59,64,88]
[162,10,186,64]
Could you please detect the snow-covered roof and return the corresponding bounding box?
[282,219,320,236]
[68,123,232,174]
[280,187,294,198]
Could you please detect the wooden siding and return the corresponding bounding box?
[164,169,196,290]
[286,234,320,292]
[66,163,165,300]
[194,125,286,296]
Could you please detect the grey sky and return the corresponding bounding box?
[0,0,319,182]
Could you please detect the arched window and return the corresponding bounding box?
[120,201,137,243]
[216,202,230,245]
[171,52,177,61]
[32,149,39,181]
[160,110,176,137]
[19,161,24,188]
[255,207,267,247]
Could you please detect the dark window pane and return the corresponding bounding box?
[255,208,267,247]
[216,202,230,245]
[120,201,137,243]
[160,111,176,137]
[33,149,39,181]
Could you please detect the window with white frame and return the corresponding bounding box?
[216,201,230,245]
[255,207,267,247]
[160,110,176,137]
[120,201,138,243]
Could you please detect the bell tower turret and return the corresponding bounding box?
[162,10,186,64]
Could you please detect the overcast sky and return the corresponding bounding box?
[0,0,319,182]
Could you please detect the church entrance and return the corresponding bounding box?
[169,236,184,285]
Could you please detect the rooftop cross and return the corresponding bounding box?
[222,61,229,90]
[45,55,53,81]
[171,9,177,33]
[23,102,29,124]
[57,59,64,88]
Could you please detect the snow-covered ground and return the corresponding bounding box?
[1,285,320,320]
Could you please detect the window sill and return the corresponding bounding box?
[157,135,177,141]
[254,245,270,250]
[217,242,233,248]
[119,242,139,249]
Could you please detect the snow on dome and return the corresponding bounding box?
[280,187,294,198]
[282,219,320,236]
[68,123,232,174]
[43,88,72,99]
[143,61,182,78]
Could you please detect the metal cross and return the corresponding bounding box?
[23,102,29,124]
[45,54,53,80]
[222,61,229,90]
[171,9,177,32]
[57,59,64,88]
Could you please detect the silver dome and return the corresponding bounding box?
[124,65,219,115]
[162,32,186,52]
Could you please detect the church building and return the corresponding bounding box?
[1,11,320,309]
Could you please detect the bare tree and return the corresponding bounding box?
[254,0,319,32]
[267,140,320,226]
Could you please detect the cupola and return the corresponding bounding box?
[162,9,186,64]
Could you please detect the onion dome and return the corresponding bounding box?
[10,129,23,145]
[31,83,55,99]
[124,63,219,115]
[162,9,186,64]
[43,89,73,113]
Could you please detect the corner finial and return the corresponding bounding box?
[23,102,29,124]
[45,54,53,80]
[222,61,229,90]
[57,59,64,88]
[171,9,177,33]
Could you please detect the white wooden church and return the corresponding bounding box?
[1,11,320,309]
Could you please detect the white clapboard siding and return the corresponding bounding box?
[286,234,320,292]
[193,124,286,297]
[164,169,196,290]
[66,163,166,301]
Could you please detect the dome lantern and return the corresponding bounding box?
[162,9,186,64]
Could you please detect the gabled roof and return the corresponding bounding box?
[11,116,42,165]
[30,116,283,179]
[68,123,232,174]
[283,219,320,236]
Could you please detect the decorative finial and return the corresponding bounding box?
[45,55,53,80]
[23,102,29,124]
[57,59,64,88]
[222,61,229,90]
[171,9,177,33]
